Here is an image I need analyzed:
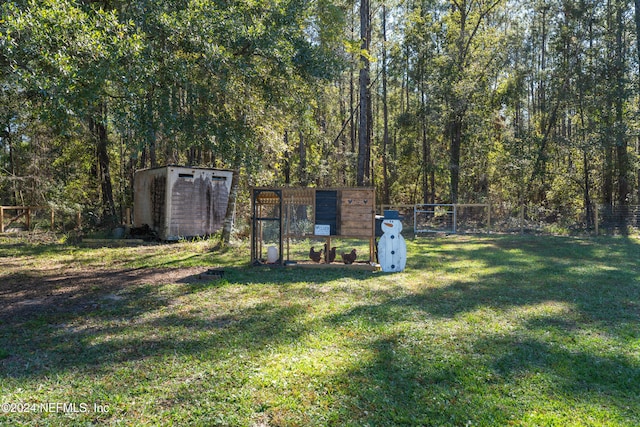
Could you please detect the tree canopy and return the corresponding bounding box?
[2,0,640,232]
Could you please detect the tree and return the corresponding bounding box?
[357,0,372,186]
[3,0,640,235]
[380,2,391,204]
[1,0,138,222]
[438,0,507,203]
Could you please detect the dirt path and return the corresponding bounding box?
[0,263,212,321]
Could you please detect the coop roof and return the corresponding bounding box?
[252,187,314,206]
[252,187,374,206]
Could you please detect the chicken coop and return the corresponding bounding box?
[133,166,234,241]
[251,187,377,269]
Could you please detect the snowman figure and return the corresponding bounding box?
[377,216,406,272]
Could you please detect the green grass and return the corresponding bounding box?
[0,234,639,426]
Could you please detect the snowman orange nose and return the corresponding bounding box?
[384,222,393,227]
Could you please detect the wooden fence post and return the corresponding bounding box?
[0,207,4,233]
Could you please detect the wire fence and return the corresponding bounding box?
[597,205,640,233]
[4,203,640,238]
[0,206,83,234]
[380,203,640,236]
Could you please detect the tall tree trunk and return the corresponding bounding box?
[615,0,629,208]
[381,3,390,204]
[604,145,614,208]
[357,0,371,187]
[220,167,239,246]
[539,4,548,131]
[421,77,433,205]
[283,130,291,185]
[404,43,410,113]
[338,79,348,186]
[635,0,640,203]
[6,129,19,205]
[422,118,429,205]
[146,93,157,168]
[583,151,593,229]
[90,104,117,224]
[350,64,356,157]
[349,11,357,161]
[449,115,462,204]
[298,130,308,186]
[602,0,615,210]
[578,82,593,229]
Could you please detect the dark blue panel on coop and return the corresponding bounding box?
[315,190,338,235]
[375,215,384,237]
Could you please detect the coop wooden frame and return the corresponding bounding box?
[251,187,376,266]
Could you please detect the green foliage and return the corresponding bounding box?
[0,0,343,215]
[2,0,134,116]
[1,0,640,231]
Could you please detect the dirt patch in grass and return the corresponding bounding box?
[1,235,639,426]
[0,264,213,322]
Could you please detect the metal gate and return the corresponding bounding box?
[414,204,457,234]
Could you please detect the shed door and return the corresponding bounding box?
[169,173,228,238]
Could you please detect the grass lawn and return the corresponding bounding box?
[0,233,638,426]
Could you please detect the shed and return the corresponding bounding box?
[133,166,234,240]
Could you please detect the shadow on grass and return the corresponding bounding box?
[329,326,639,426]
[0,241,77,258]
[219,265,377,285]
[1,234,639,425]
[0,263,371,380]
[0,273,311,381]
[0,268,179,322]
[320,235,640,425]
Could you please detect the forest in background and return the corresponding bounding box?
[2,0,640,235]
